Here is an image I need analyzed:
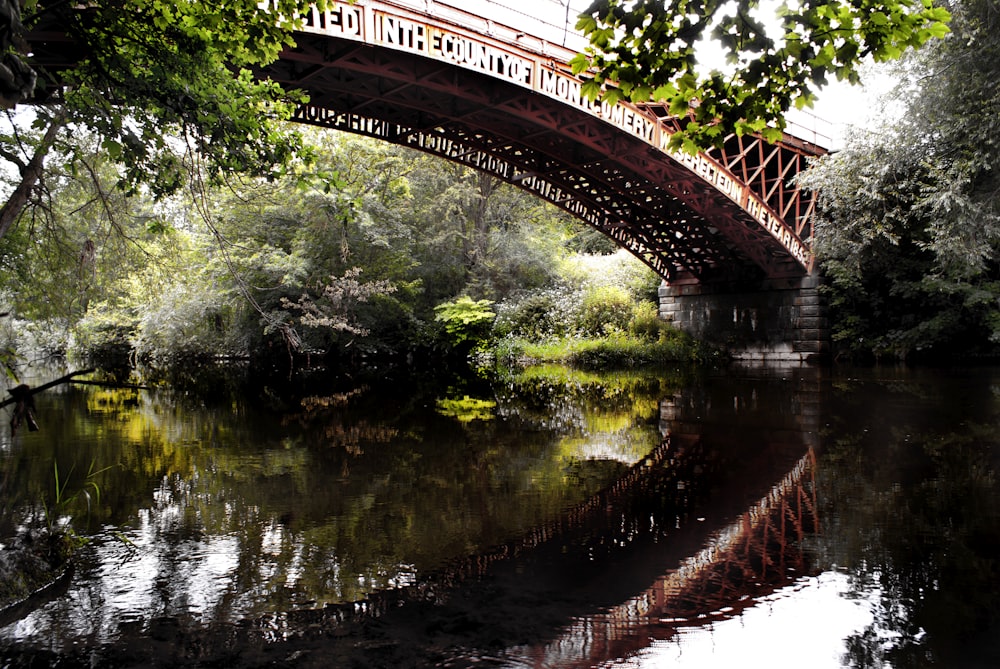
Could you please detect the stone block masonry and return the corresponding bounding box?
[659,274,829,363]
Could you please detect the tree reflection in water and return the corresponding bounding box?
[0,364,670,655]
[819,370,1000,669]
[0,364,999,667]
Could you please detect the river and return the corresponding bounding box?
[0,361,998,668]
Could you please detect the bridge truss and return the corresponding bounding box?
[22,0,827,281]
[263,0,827,282]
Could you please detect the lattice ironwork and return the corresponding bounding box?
[24,0,827,282]
[261,1,826,281]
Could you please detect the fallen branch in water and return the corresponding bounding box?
[0,369,97,409]
[2,369,95,435]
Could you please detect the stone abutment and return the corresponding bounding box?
[659,274,829,363]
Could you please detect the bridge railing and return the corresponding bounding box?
[382,0,588,52]
[785,107,837,150]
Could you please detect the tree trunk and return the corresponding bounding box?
[0,110,65,241]
[466,172,497,267]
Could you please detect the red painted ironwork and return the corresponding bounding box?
[262,0,827,281]
[25,0,827,282]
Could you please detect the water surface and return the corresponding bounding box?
[0,362,997,668]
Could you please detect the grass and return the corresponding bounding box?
[493,329,721,370]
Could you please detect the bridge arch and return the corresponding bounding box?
[261,0,826,284]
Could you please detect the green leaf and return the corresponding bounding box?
[870,11,889,25]
[576,15,598,33]
[569,53,591,75]
[928,21,950,38]
[668,96,690,116]
[602,87,624,107]
[677,72,698,94]
[651,83,678,101]
[761,126,784,143]
[102,139,123,160]
[581,79,603,101]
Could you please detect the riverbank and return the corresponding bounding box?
[484,329,721,372]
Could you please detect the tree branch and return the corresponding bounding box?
[0,368,94,409]
[0,108,66,241]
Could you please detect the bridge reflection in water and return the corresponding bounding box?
[491,367,823,668]
[264,367,825,668]
[510,449,817,668]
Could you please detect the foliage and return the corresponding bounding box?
[435,395,497,423]
[559,250,661,301]
[0,298,17,380]
[70,305,138,363]
[0,131,192,366]
[14,318,70,360]
[565,224,620,255]
[579,284,633,337]
[492,250,666,348]
[572,0,950,151]
[499,328,711,369]
[628,301,668,341]
[283,268,398,337]
[14,0,329,195]
[799,0,1000,359]
[131,283,232,364]
[0,123,675,372]
[488,250,712,369]
[0,133,177,317]
[45,460,109,534]
[401,157,567,305]
[434,297,496,349]
[492,287,583,340]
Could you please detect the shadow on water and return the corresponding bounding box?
[0,362,828,667]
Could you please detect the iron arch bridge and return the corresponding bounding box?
[260,0,827,283]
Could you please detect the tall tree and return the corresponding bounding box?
[0,0,330,240]
[798,0,1000,359]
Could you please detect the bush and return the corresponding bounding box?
[628,301,669,341]
[434,296,496,350]
[69,308,136,365]
[580,285,633,336]
[133,286,231,364]
[508,330,712,368]
[493,293,556,339]
[0,297,59,377]
[493,287,583,339]
[566,333,697,368]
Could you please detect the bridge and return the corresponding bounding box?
[260,0,830,360]
[263,1,823,280]
[23,0,832,359]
